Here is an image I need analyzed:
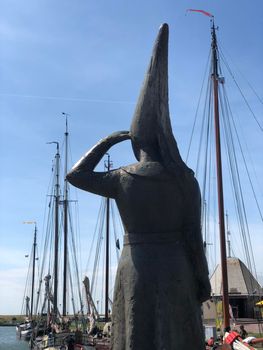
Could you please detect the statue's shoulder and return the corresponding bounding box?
[121,161,166,177]
[183,170,201,199]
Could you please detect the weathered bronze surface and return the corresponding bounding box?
[67,23,210,350]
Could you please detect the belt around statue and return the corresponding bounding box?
[123,232,182,246]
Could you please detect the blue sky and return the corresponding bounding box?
[0,0,262,314]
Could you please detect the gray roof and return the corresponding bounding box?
[210,257,262,296]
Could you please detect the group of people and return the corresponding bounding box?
[206,325,249,349]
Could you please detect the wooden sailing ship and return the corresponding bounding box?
[28,117,114,350]
[28,116,88,349]
[186,9,262,350]
[16,222,38,341]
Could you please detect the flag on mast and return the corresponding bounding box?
[186,9,214,18]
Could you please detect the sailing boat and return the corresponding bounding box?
[82,154,123,348]
[28,117,118,350]
[29,116,86,349]
[186,10,262,349]
[16,222,38,340]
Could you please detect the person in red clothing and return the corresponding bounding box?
[207,337,214,346]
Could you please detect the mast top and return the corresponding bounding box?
[47,141,60,154]
[62,112,70,135]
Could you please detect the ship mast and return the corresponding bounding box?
[30,223,37,319]
[211,19,230,329]
[47,141,60,319]
[104,153,111,321]
[23,221,38,319]
[54,141,60,319]
[62,112,69,316]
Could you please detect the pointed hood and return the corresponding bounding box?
[130,23,190,174]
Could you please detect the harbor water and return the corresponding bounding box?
[0,327,28,350]
[0,326,96,349]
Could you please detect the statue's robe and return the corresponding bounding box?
[68,157,210,350]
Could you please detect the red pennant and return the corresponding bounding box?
[187,9,214,18]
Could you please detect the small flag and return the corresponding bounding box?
[187,9,214,18]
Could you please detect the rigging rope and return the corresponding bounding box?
[222,87,263,222]
[186,51,211,163]
[218,39,263,106]
[68,205,84,313]
[187,38,262,285]
[110,200,120,262]
[218,45,263,132]
[20,245,33,316]
[219,85,253,273]
[91,199,106,296]
[218,76,258,281]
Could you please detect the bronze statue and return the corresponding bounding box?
[67,23,210,350]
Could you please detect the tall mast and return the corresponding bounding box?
[47,141,60,319]
[54,142,60,319]
[30,223,37,319]
[105,153,111,321]
[211,20,230,329]
[62,112,69,316]
[23,220,37,319]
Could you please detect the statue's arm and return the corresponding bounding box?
[184,177,211,303]
[67,131,130,198]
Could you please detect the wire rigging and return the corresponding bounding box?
[217,39,263,106]
[186,24,261,286]
[218,45,263,132]
[186,51,211,163]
